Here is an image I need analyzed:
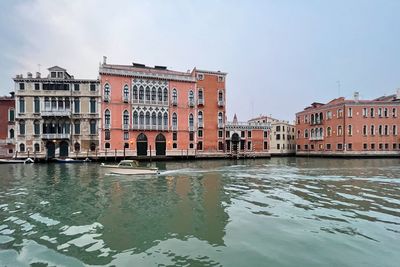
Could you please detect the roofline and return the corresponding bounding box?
[195,69,227,76]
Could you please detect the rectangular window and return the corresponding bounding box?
[173,132,177,141]
[247,141,252,150]
[378,108,382,117]
[247,130,252,138]
[226,131,230,138]
[393,143,397,150]
[362,108,367,117]
[297,145,301,150]
[123,131,129,140]
[19,98,25,113]
[337,143,343,150]
[385,143,389,150]
[189,132,194,141]
[90,122,97,135]
[276,134,281,140]
[74,99,80,113]
[218,141,224,151]
[305,144,308,150]
[393,108,397,118]
[371,143,375,150]
[326,144,331,150]
[310,144,314,150]
[218,130,223,138]
[370,108,375,117]
[264,141,268,150]
[348,143,352,150]
[363,143,368,150]
[34,83,40,90]
[74,122,80,135]
[241,131,245,138]
[348,108,352,117]
[277,144,280,149]
[198,130,203,138]
[276,126,281,132]
[19,83,25,90]
[173,143,177,149]
[74,84,80,91]
[51,72,56,78]
[264,131,268,138]
[379,143,383,150]
[9,109,14,122]
[90,83,96,91]
[197,141,203,150]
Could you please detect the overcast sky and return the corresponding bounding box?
[0,0,399,121]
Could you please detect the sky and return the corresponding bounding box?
[0,0,399,122]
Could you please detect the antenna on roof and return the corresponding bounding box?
[336,80,341,97]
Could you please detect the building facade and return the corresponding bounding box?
[296,91,400,156]
[224,114,270,158]
[0,95,15,158]
[13,67,100,159]
[248,115,296,155]
[98,58,227,158]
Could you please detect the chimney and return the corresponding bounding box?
[36,72,41,78]
[353,91,359,101]
[103,56,107,65]
[27,72,32,78]
[397,88,400,100]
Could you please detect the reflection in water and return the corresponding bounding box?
[0,158,399,266]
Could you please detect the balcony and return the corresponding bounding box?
[188,125,194,132]
[123,96,129,103]
[131,125,168,131]
[42,133,71,139]
[104,124,110,129]
[123,124,129,130]
[6,138,14,144]
[197,98,204,105]
[172,99,178,106]
[218,100,224,107]
[218,122,224,128]
[198,121,204,128]
[309,136,324,141]
[172,125,178,131]
[104,95,110,102]
[188,100,195,107]
[41,109,71,117]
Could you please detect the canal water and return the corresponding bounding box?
[0,158,399,267]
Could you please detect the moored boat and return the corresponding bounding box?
[54,158,91,163]
[0,158,34,164]
[101,160,159,175]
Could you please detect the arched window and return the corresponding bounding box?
[104,83,110,99]
[158,112,162,126]
[158,88,162,102]
[139,111,144,125]
[151,87,156,101]
[319,128,323,137]
[65,97,70,110]
[189,90,194,104]
[378,125,383,135]
[189,113,194,127]
[34,143,40,152]
[363,125,367,136]
[218,90,223,102]
[172,89,177,103]
[163,113,168,127]
[9,129,14,139]
[371,125,375,135]
[58,98,63,110]
[139,86,144,101]
[19,143,25,152]
[145,111,150,126]
[152,112,157,126]
[311,129,315,138]
[145,87,150,101]
[327,127,332,136]
[311,114,315,124]
[105,142,110,149]
[34,120,40,135]
[19,120,25,135]
[123,85,129,101]
[163,88,168,102]
[133,111,138,126]
[90,119,96,135]
[393,125,397,135]
[218,112,223,124]
[337,126,343,136]
[297,130,301,139]
[172,113,177,128]
[123,110,129,126]
[384,125,388,135]
[304,129,309,138]
[44,97,50,110]
[348,125,352,135]
[133,86,138,100]
[198,111,203,126]
[105,109,111,126]
[90,142,96,151]
[34,97,40,113]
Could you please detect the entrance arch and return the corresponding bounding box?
[155,133,166,156]
[59,141,69,157]
[46,141,56,159]
[231,133,240,154]
[136,133,148,156]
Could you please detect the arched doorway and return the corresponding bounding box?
[59,141,69,158]
[231,133,240,154]
[46,141,55,159]
[136,133,148,156]
[155,133,166,156]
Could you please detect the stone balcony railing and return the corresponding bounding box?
[197,98,204,105]
[309,136,324,141]
[42,133,71,139]
[218,100,224,107]
[41,109,71,117]
[131,125,168,131]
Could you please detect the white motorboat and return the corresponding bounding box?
[0,158,34,164]
[101,160,159,175]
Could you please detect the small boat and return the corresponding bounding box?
[54,158,91,163]
[0,158,34,164]
[101,160,159,175]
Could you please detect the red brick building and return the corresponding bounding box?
[98,58,227,158]
[0,95,15,158]
[296,91,400,156]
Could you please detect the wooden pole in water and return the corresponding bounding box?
[149,145,152,162]
[114,149,117,162]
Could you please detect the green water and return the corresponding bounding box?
[0,158,399,267]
